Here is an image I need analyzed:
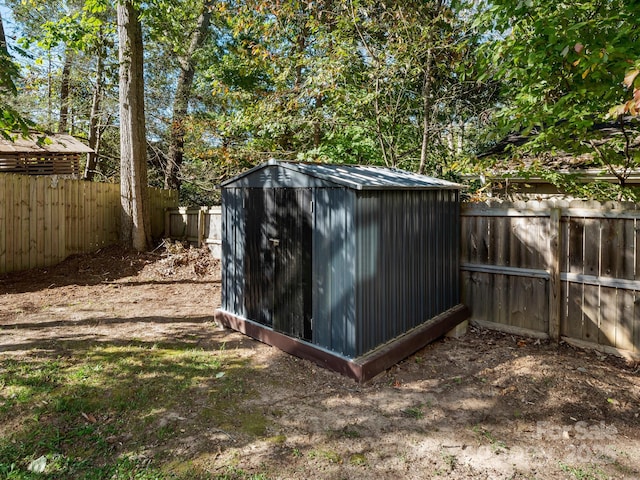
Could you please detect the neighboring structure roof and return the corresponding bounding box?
[0,133,93,154]
[221,159,462,190]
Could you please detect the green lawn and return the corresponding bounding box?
[0,342,268,480]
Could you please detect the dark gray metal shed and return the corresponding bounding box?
[215,160,469,381]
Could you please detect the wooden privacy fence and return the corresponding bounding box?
[0,173,178,274]
[165,207,222,258]
[461,200,640,359]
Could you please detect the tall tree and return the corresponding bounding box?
[58,48,73,133]
[164,0,214,190]
[84,28,107,180]
[0,9,31,137]
[118,0,150,250]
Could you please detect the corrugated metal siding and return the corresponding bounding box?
[271,188,313,340]
[243,188,275,326]
[354,189,460,355]
[312,188,357,357]
[226,187,313,339]
[221,188,246,316]
[221,163,461,360]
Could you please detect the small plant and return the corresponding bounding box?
[473,425,507,453]
[308,449,342,464]
[402,403,425,419]
[558,462,607,480]
[441,451,458,471]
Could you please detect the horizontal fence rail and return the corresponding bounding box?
[0,173,178,274]
[462,199,640,359]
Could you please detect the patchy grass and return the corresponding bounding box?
[0,342,261,479]
[402,403,426,420]
[558,462,607,480]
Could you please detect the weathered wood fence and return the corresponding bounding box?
[461,200,640,359]
[155,199,640,358]
[0,174,178,274]
[165,207,222,258]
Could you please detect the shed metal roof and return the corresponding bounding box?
[221,160,462,190]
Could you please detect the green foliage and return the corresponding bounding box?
[0,11,32,138]
[189,0,492,191]
[4,0,493,204]
[474,0,640,195]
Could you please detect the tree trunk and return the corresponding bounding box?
[0,11,7,56]
[58,49,72,133]
[84,34,105,181]
[418,48,433,175]
[164,0,213,191]
[118,0,150,251]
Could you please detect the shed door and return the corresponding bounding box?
[244,188,312,341]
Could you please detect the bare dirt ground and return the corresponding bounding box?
[1,246,640,479]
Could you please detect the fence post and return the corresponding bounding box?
[198,207,206,248]
[548,208,562,342]
[164,208,171,239]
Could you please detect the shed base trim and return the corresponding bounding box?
[214,304,470,382]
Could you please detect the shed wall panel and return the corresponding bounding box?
[312,188,356,357]
[221,188,246,316]
[355,189,460,356]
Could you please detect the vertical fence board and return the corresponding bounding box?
[548,209,561,341]
[9,175,19,272]
[467,215,478,263]
[29,178,38,269]
[568,218,584,274]
[581,219,601,343]
[20,175,29,270]
[469,272,490,322]
[462,202,640,357]
[8,176,17,272]
[89,182,98,249]
[8,175,17,272]
[616,289,634,351]
[477,215,489,264]
[493,273,508,325]
[515,216,530,269]
[565,217,584,340]
[36,178,45,266]
[583,219,600,276]
[44,179,53,266]
[58,181,66,263]
[0,175,5,273]
[460,211,470,263]
[97,183,104,247]
[0,174,176,274]
[51,181,61,265]
[621,219,635,281]
[110,184,119,243]
[599,286,617,347]
[600,218,619,277]
[66,179,74,255]
[508,276,526,328]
